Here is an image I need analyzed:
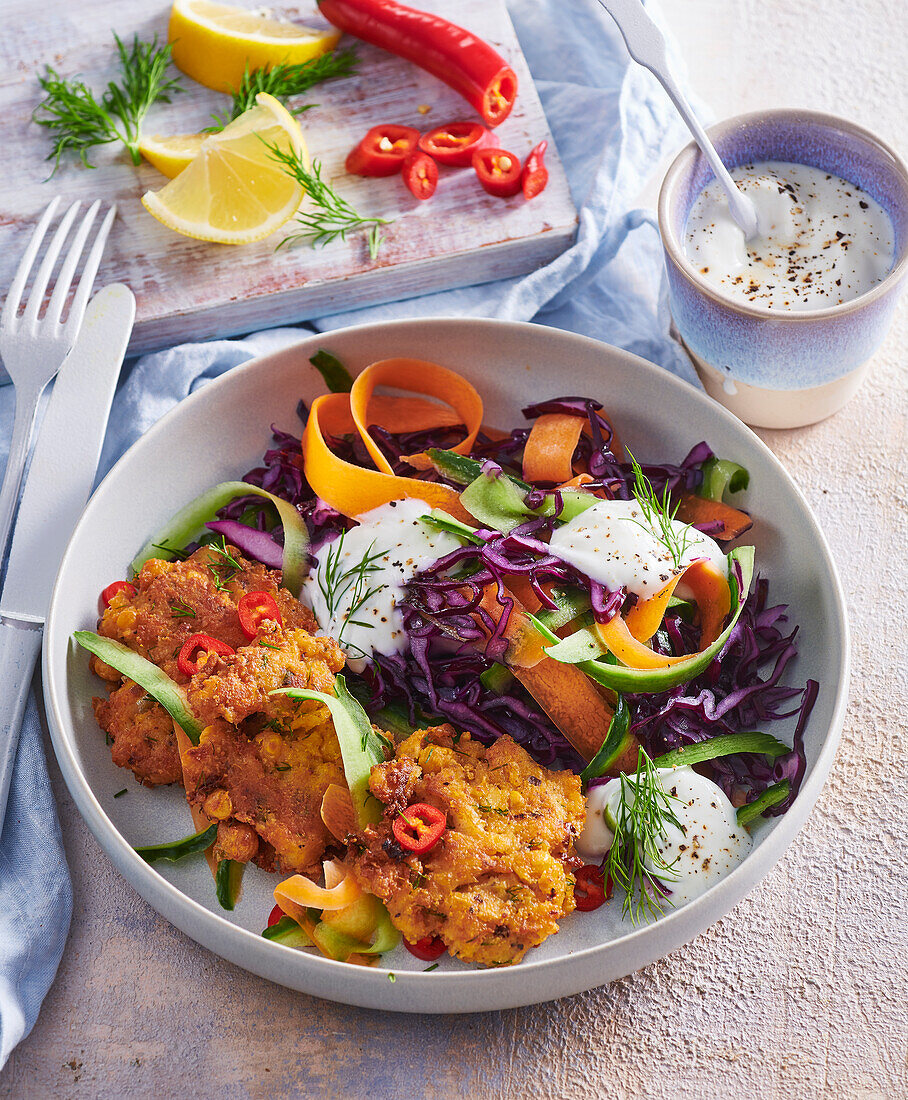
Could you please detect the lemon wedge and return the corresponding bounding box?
[138,133,207,178]
[141,93,308,244]
[168,0,342,92]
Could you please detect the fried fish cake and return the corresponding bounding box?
[349,726,585,967]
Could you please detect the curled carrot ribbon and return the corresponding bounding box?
[303,358,483,520]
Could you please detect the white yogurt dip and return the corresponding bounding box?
[684,160,894,311]
[548,498,726,599]
[303,499,459,671]
[577,766,753,908]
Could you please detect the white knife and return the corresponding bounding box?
[0,283,135,820]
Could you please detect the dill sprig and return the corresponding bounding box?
[264,144,391,258]
[206,537,242,592]
[210,48,358,129]
[316,534,389,650]
[169,600,196,620]
[625,450,693,571]
[34,34,182,169]
[606,748,684,925]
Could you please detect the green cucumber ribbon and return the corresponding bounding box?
[736,780,790,826]
[130,480,310,597]
[698,457,749,503]
[530,546,755,694]
[73,632,206,744]
[271,674,390,828]
[134,823,217,864]
[215,859,244,910]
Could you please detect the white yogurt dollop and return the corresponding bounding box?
[578,766,752,908]
[548,498,726,599]
[684,160,894,311]
[303,499,459,670]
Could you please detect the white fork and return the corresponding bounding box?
[0,197,117,571]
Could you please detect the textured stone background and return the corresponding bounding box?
[3,1,906,1097]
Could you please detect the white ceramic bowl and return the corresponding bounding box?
[43,319,849,1012]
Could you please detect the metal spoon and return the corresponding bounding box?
[597,0,760,239]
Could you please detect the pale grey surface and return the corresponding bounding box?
[3,2,908,1098]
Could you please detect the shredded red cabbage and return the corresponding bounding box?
[221,396,815,817]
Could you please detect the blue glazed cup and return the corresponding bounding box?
[658,109,908,428]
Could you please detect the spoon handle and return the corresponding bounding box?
[596,0,759,239]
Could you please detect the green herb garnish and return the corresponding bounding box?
[212,49,358,128]
[206,536,242,591]
[266,146,391,258]
[169,599,196,620]
[35,34,182,169]
[113,788,128,799]
[626,450,692,572]
[606,748,683,925]
[316,533,389,650]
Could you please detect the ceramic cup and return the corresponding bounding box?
[658,109,908,429]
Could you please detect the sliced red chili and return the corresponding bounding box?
[418,121,490,167]
[392,802,446,854]
[101,581,136,608]
[404,934,446,961]
[177,633,235,678]
[402,151,438,200]
[573,864,608,912]
[317,0,518,127]
[237,590,283,639]
[472,147,522,198]
[345,124,420,177]
[521,140,549,200]
[267,903,285,928]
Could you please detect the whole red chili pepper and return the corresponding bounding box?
[101,580,136,608]
[472,147,522,198]
[521,140,549,200]
[573,864,609,912]
[346,124,420,177]
[401,151,438,200]
[418,121,490,167]
[177,633,235,677]
[317,0,518,127]
[404,934,446,961]
[237,590,283,639]
[392,802,446,854]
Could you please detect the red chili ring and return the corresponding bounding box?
[237,590,283,639]
[521,140,549,200]
[392,802,446,855]
[404,934,446,961]
[101,580,137,608]
[177,633,235,678]
[573,864,609,912]
[267,903,285,927]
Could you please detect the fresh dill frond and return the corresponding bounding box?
[210,48,358,129]
[625,449,693,571]
[169,600,196,619]
[35,33,182,169]
[316,534,389,648]
[206,537,242,591]
[606,748,684,925]
[264,145,391,257]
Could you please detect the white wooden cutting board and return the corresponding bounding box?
[0,0,578,354]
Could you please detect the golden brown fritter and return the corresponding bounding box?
[186,625,342,726]
[92,681,182,787]
[181,698,345,875]
[96,544,318,681]
[349,725,585,967]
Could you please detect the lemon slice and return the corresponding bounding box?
[168,0,342,91]
[141,93,308,244]
[138,133,207,178]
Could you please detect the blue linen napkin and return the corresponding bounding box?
[0,0,698,1065]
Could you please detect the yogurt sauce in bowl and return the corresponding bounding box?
[684,160,895,311]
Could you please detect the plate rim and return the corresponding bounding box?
[42,316,851,1012]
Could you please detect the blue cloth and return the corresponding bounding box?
[0,0,698,1065]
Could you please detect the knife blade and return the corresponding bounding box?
[0,283,135,623]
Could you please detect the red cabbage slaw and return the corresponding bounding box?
[209,398,817,817]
